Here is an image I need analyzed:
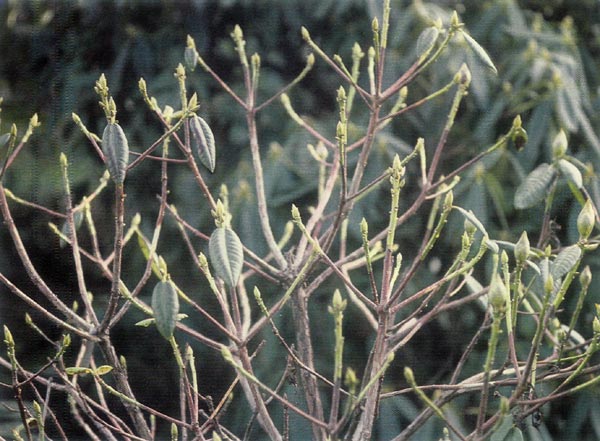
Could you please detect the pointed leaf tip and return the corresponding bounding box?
[462,31,497,74]
[152,280,179,340]
[209,227,244,287]
[190,115,216,173]
[102,122,129,184]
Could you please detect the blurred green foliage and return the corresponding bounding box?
[2,0,600,439]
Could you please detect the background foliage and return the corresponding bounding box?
[1,0,600,439]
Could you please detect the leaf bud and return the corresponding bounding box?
[454,63,471,86]
[514,231,530,264]
[174,63,186,80]
[372,17,379,33]
[3,325,14,347]
[577,199,595,241]
[400,86,408,101]
[512,127,528,151]
[594,316,600,335]
[544,273,555,295]
[489,273,507,312]
[231,24,244,43]
[220,345,233,363]
[451,11,461,28]
[360,218,369,238]
[352,42,364,61]
[301,27,311,41]
[291,204,301,223]
[464,219,477,235]
[580,265,592,289]
[345,368,358,389]
[552,129,568,158]
[501,250,509,266]
[404,366,415,385]
[186,35,196,50]
[443,190,454,211]
[330,289,347,314]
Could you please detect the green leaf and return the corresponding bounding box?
[190,115,216,173]
[136,231,163,278]
[462,30,497,74]
[490,414,524,441]
[557,158,583,188]
[151,280,179,340]
[551,244,581,279]
[184,46,198,71]
[0,133,10,150]
[59,210,84,249]
[95,365,113,376]
[209,227,244,287]
[65,367,92,376]
[556,83,579,132]
[514,163,556,209]
[135,318,155,327]
[416,26,439,60]
[102,122,129,184]
[136,314,187,328]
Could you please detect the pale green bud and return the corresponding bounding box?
[489,273,507,312]
[552,129,568,158]
[594,316,600,335]
[577,200,595,240]
[514,231,530,264]
[580,265,592,288]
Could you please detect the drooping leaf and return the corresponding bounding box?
[60,210,84,248]
[136,314,187,328]
[462,30,497,74]
[209,227,244,287]
[95,365,113,376]
[190,115,216,173]
[136,231,163,279]
[102,122,129,184]
[184,46,198,71]
[0,133,10,150]
[490,414,524,441]
[514,163,556,209]
[551,245,581,280]
[557,159,583,188]
[416,26,439,60]
[556,85,578,132]
[151,280,179,340]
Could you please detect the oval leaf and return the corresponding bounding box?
[209,227,244,287]
[558,158,583,188]
[151,280,179,340]
[0,132,10,150]
[60,210,84,249]
[190,115,216,173]
[102,122,129,184]
[462,30,497,74]
[551,244,581,279]
[416,26,439,60]
[514,163,556,209]
[95,365,114,376]
[184,46,198,72]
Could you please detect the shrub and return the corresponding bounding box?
[1,1,600,440]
